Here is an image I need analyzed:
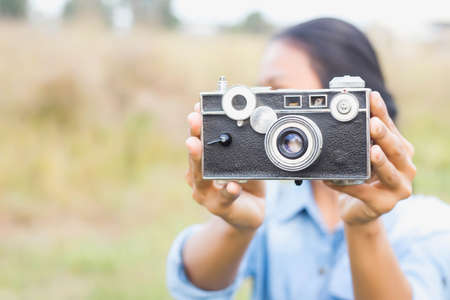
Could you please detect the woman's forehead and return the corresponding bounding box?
[259,40,321,89]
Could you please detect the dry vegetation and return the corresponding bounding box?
[0,21,448,299]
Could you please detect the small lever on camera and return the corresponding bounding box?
[207,133,232,146]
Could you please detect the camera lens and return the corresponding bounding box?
[277,128,308,159]
[282,133,303,153]
[264,115,322,172]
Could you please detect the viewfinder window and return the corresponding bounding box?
[309,95,327,107]
[284,95,302,108]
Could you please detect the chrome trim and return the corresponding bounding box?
[202,111,227,115]
[200,91,225,96]
[365,90,372,178]
[202,108,367,115]
[217,76,227,92]
[201,87,371,96]
[331,179,365,185]
[329,76,366,88]
[275,109,331,113]
[203,176,370,180]
[253,87,370,94]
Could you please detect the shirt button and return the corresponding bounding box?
[318,267,326,275]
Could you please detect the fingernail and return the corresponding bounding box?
[227,182,241,195]
[374,123,382,135]
[187,112,195,123]
[371,119,380,134]
[185,137,194,152]
[375,152,381,161]
[373,145,382,161]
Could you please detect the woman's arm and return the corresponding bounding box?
[183,216,255,290]
[182,103,265,290]
[327,91,417,300]
[345,220,411,300]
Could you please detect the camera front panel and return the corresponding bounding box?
[201,88,370,180]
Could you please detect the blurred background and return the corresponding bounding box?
[0,0,448,299]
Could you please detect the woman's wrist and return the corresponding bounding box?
[344,218,383,239]
[211,215,257,240]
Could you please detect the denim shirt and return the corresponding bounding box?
[166,181,450,300]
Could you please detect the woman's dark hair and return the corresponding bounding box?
[274,18,397,121]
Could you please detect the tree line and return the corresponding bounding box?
[0,0,274,33]
[0,0,179,29]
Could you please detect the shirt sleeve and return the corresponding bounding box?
[398,233,450,300]
[166,224,255,300]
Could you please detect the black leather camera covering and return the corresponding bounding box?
[202,91,369,180]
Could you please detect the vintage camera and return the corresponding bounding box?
[200,75,371,185]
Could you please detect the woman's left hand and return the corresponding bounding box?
[325,91,416,226]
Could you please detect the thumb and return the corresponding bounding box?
[216,181,242,205]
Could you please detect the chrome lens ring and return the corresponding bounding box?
[265,115,323,172]
[222,86,256,121]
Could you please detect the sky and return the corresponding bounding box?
[29,0,68,18]
[30,0,450,34]
[172,0,449,27]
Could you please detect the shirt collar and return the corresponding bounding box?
[268,181,345,235]
[268,180,314,222]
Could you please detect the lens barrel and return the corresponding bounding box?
[264,115,323,172]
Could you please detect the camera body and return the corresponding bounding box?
[201,76,371,184]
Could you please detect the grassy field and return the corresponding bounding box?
[0,22,448,299]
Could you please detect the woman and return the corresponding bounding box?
[167,18,450,300]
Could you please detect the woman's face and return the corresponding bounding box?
[259,40,322,90]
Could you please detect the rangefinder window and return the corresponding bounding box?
[309,95,327,107]
[284,95,302,108]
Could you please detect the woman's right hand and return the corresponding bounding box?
[185,103,266,232]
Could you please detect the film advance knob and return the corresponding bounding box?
[207,133,232,146]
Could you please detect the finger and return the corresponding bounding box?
[194,102,200,113]
[371,145,402,189]
[399,135,415,158]
[370,117,411,171]
[324,181,376,202]
[186,136,202,161]
[241,180,266,198]
[370,91,414,157]
[325,181,395,214]
[187,112,202,138]
[370,91,396,132]
[186,136,210,188]
[185,169,193,188]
